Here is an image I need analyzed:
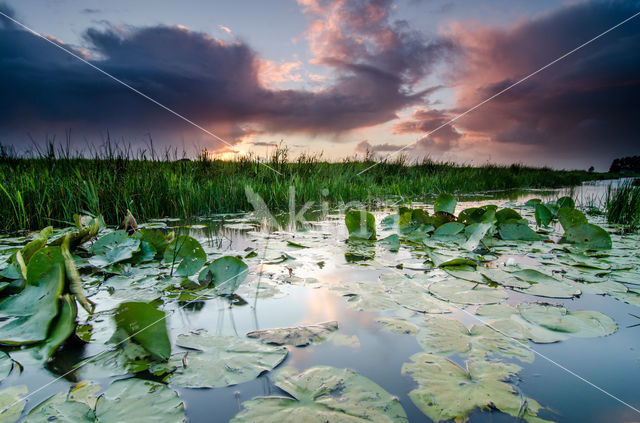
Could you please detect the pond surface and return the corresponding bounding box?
[1,179,639,422]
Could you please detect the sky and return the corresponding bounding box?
[0,0,639,170]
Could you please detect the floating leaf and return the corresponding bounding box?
[377,317,420,335]
[433,222,465,237]
[509,269,581,298]
[495,208,523,224]
[89,230,141,267]
[95,378,185,423]
[518,303,617,338]
[197,256,249,295]
[68,381,101,409]
[462,223,493,251]
[563,224,612,249]
[345,210,377,240]
[557,196,575,209]
[428,279,508,305]
[0,351,13,382]
[434,193,456,214]
[75,342,153,378]
[114,302,170,361]
[415,316,533,362]
[231,366,408,423]
[22,392,95,423]
[535,204,553,227]
[402,353,547,423]
[137,229,170,258]
[247,321,338,347]
[166,330,287,388]
[499,223,540,241]
[164,235,206,276]
[0,248,64,345]
[20,226,53,264]
[32,294,77,361]
[0,385,27,423]
[557,207,588,231]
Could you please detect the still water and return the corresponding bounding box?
[2,179,639,422]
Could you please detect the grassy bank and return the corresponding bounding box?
[0,148,618,232]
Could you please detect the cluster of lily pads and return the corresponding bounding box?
[0,191,638,422]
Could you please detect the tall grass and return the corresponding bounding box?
[0,142,617,232]
[606,182,640,230]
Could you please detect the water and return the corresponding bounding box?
[1,179,639,422]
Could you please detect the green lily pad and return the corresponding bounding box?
[0,385,27,423]
[428,279,508,305]
[434,222,465,237]
[563,224,612,249]
[164,235,206,276]
[75,342,153,378]
[434,193,456,214]
[247,321,338,347]
[402,353,548,423]
[197,256,249,295]
[22,393,95,423]
[462,223,493,251]
[557,208,588,231]
[231,366,408,423]
[89,230,141,267]
[509,269,581,298]
[518,303,617,338]
[114,302,170,361]
[0,248,65,345]
[376,317,420,335]
[137,229,171,258]
[535,204,553,227]
[345,210,376,240]
[557,196,575,209]
[0,351,13,382]
[495,208,523,224]
[499,223,540,241]
[166,330,287,388]
[32,294,77,361]
[95,378,185,423]
[415,316,533,362]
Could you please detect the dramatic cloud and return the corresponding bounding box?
[448,0,640,167]
[0,0,451,150]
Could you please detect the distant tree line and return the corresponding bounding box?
[610,156,640,173]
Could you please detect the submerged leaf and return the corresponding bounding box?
[166,330,287,388]
[247,321,338,347]
[231,366,408,423]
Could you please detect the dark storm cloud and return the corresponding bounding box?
[448,0,640,161]
[0,0,451,148]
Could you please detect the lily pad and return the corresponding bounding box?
[75,342,153,378]
[0,351,13,382]
[89,230,141,267]
[95,378,185,423]
[428,279,508,305]
[114,302,171,361]
[231,366,408,423]
[518,303,617,338]
[509,269,581,299]
[164,235,206,276]
[535,204,553,227]
[557,208,588,231]
[415,316,533,362]
[495,208,523,224]
[376,318,420,335]
[402,353,547,423]
[166,330,287,388]
[197,256,249,295]
[499,223,540,241]
[433,222,465,237]
[0,385,27,423]
[32,294,77,360]
[462,223,493,251]
[563,224,612,249]
[0,248,64,345]
[22,392,95,422]
[345,210,376,240]
[247,321,338,347]
[434,193,456,214]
